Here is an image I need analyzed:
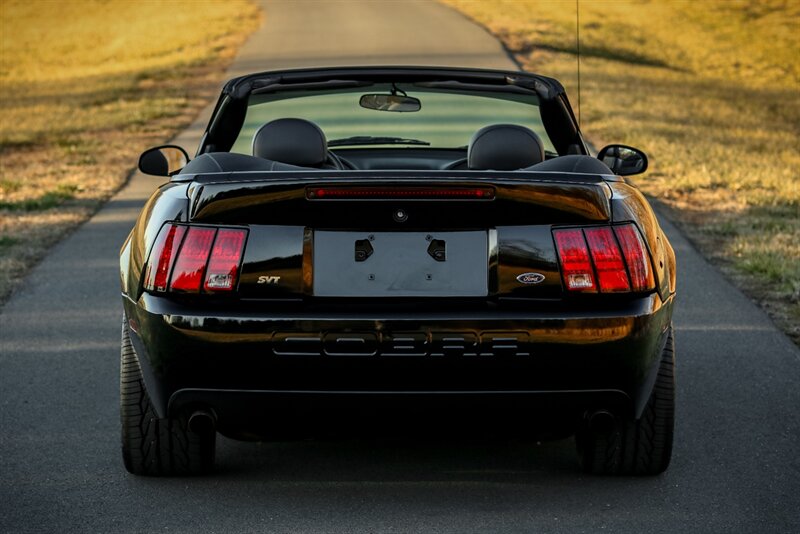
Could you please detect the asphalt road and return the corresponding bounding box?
[1,1,799,532]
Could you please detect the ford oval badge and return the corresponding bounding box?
[516,272,545,285]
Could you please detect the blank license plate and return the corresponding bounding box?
[313,231,488,297]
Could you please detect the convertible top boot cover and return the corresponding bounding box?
[181,152,308,174]
[525,155,614,174]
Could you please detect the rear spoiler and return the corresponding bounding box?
[185,172,612,224]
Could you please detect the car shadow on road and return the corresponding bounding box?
[212,435,583,483]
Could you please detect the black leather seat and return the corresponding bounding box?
[252,118,340,169]
[467,124,545,170]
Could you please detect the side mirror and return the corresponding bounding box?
[138,145,190,176]
[597,144,648,176]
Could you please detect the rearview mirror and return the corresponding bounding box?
[359,94,421,112]
[597,144,648,176]
[138,145,190,176]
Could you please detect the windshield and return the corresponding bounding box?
[230,85,556,153]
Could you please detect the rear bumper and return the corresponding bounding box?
[170,389,632,439]
[122,293,673,433]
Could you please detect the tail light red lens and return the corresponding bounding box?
[170,227,216,292]
[143,225,186,292]
[553,228,597,292]
[553,223,655,294]
[614,224,656,292]
[204,229,247,292]
[143,224,247,294]
[583,227,630,292]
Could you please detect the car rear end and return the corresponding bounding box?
[121,171,675,440]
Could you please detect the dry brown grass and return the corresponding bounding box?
[0,0,261,303]
[443,0,800,343]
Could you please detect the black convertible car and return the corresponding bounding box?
[120,66,676,476]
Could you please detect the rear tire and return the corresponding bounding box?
[577,325,675,475]
[120,319,215,476]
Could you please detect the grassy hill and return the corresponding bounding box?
[443,0,800,342]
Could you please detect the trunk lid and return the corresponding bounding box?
[188,171,611,226]
[184,171,612,300]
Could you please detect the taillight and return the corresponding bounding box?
[553,223,655,294]
[204,229,246,292]
[583,227,630,292]
[553,228,596,292]
[614,224,655,292]
[170,227,216,292]
[143,225,186,292]
[143,224,247,294]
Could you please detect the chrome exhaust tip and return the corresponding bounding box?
[188,410,216,435]
[588,410,616,435]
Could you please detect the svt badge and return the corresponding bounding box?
[516,272,545,284]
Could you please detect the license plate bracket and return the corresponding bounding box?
[312,231,488,297]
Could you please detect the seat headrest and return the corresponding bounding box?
[252,118,328,167]
[467,124,545,170]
